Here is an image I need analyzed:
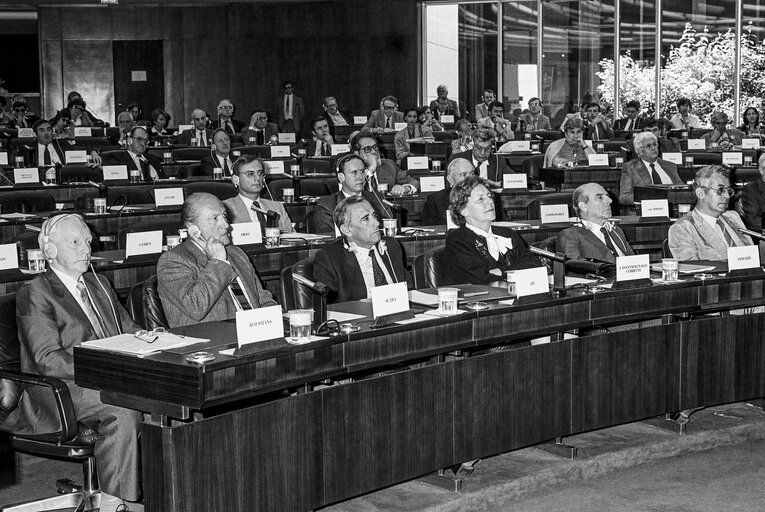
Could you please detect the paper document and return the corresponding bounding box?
[328,311,366,322]
[279,232,330,241]
[649,263,716,274]
[492,221,532,228]
[82,332,208,356]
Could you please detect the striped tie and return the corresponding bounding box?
[77,281,107,339]
[229,277,253,311]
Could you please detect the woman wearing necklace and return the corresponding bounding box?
[543,119,595,167]
[394,107,433,165]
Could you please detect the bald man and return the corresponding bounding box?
[176,108,214,147]
[420,158,475,226]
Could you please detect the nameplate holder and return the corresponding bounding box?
[371,282,410,324]
[277,133,296,144]
[125,230,163,258]
[687,139,705,150]
[407,156,429,170]
[394,122,407,131]
[727,245,762,276]
[17,128,34,139]
[353,116,367,125]
[66,150,88,164]
[178,124,192,133]
[446,211,458,230]
[74,127,91,137]
[440,115,455,124]
[639,199,670,221]
[741,138,760,149]
[0,153,7,166]
[270,146,290,158]
[721,152,743,166]
[514,266,551,300]
[420,176,445,192]
[154,187,184,207]
[230,221,263,245]
[613,254,652,289]
[539,204,569,224]
[503,173,528,189]
[235,305,285,350]
[103,165,128,181]
[0,243,19,271]
[14,168,40,185]
[506,140,530,152]
[662,152,682,164]
[587,154,609,167]
[331,143,351,155]
[263,160,284,175]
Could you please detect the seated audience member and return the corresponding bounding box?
[222,154,293,233]
[477,101,514,143]
[212,99,244,136]
[669,165,752,261]
[451,127,508,187]
[701,111,745,150]
[669,97,702,131]
[518,97,551,132]
[106,126,166,180]
[321,96,353,136]
[110,111,135,147]
[30,119,65,166]
[274,80,305,135]
[149,108,172,141]
[394,107,433,165]
[420,158,475,226]
[67,91,107,127]
[738,106,761,139]
[619,131,682,206]
[474,89,495,122]
[450,119,474,154]
[741,153,765,229]
[352,132,419,193]
[543,119,595,168]
[314,196,410,303]
[10,213,143,512]
[314,154,393,234]
[200,128,235,177]
[557,183,634,263]
[302,115,335,157]
[8,100,40,129]
[418,105,444,132]
[612,100,644,132]
[51,108,74,139]
[641,117,679,153]
[559,101,589,131]
[362,95,404,134]
[126,103,147,127]
[582,102,614,140]
[443,175,539,284]
[158,192,277,327]
[428,84,461,119]
[242,108,279,145]
[177,109,213,146]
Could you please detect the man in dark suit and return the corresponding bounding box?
[102,126,166,180]
[242,108,280,145]
[211,99,245,136]
[27,119,65,166]
[108,111,135,147]
[450,127,510,187]
[583,102,614,141]
[741,153,765,229]
[612,100,645,132]
[314,195,411,303]
[352,132,419,194]
[420,157,475,226]
[557,183,635,263]
[7,100,40,129]
[428,84,461,119]
[200,128,235,177]
[10,213,143,512]
[301,116,334,157]
[274,80,305,136]
[362,95,405,134]
[619,131,682,207]
[313,154,393,235]
[176,108,214,147]
[157,192,277,328]
[321,96,353,137]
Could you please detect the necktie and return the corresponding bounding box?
[385,117,391,129]
[256,130,264,145]
[199,131,206,146]
[43,146,51,166]
[229,278,254,311]
[286,95,290,116]
[369,249,387,287]
[321,142,328,157]
[600,226,627,257]
[223,158,230,176]
[77,281,107,339]
[368,174,379,193]
[717,219,733,246]
[225,121,234,136]
[251,201,268,233]
[139,157,151,180]
[625,119,632,131]
[650,163,662,185]
[593,125,600,141]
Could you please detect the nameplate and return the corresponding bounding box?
[263,160,284,175]
[14,168,39,184]
[662,152,682,164]
[0,153,7,166]
[0,243,19,271]
[353,116,367,125]
[407,156,429,170]
[506,140,530,152]
[235,305,284,346]
[641,199,669,218]
[420,176,445,192]
[103,165,128,181]
[513,267,550,297]
[178,124,192,133]
[721,152,743,166]
[74,127,91,137]
[65,150,88,164]
[331,143,351,155]
[230,221,263,245]
[503,173,528,189]
[154,187,184,207]
[125,230,163,257]
[728,245,760,271]
[440,115,455,124]
[539,204,569,224]
[587,154,609,166]
[270,145,290,158]
[741,138,760,149]
[616,254,650,282]
[371,281,409,319]
[17,128,34,139]
[687,139,705,149]
[278,133,296,144]
[394,122,407,131]
[446,210,457,230]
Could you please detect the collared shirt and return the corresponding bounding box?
[237,194,263,224]
[472,156,489,180]
[580,218,626,256]
[50,266,104,324]
[642,159,672,184]
[466,224,513,261]
[695,209,729,243]
[284,94,293,119]
[37,143,62,165]
[328,111,348,126]
[128,149,158,179]
[348,242,394,298]
[196,130,208,146]
[215,152,233,172]
[312,137,333,157]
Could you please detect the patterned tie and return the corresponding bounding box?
[251,201,268,233]
[77,281,107,339]
[601,226,627,257]
[369,249,387,287]
[717,219,733,246]
[43,146,51,166]
[650,163,662,185]
[228,277,254,311]
[385,117,391,129]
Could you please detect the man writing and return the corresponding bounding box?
[200,128,235,177]
[619,131,682,207]
[519,97,552,132]
[352,132,419,194]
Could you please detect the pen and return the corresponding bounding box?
[463,291,489,297]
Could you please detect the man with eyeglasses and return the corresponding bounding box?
[321,96,353,137]
[619,132,682,208]
[351,132,419,195]
[518,97,552,132]
[613,100,644,132]
[669,165,752,261]
[242,108,279,145]
[212,99,245,136]
[274,80,305,136]
[477,101,514,143]
[473,89,496,123]
[362,95,405,135]
[701,111,745,150]
[450,127,509,188]
[103,126,166,180]
[177,108,213,147]
[741,153,765,230]
[8,100,40,129]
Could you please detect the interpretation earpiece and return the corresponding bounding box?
[44,242,57,259]
[188,225,201,239]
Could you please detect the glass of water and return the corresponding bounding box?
[437,288,459,315]
[288,309,313,344]
[662,258,679,281]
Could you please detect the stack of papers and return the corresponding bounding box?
[82,332,208,356]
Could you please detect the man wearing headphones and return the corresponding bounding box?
[157,192,277,328]
[200,128,235,177]
[102,125,166,180]
[176,108,214,146]
[10,214,144,512]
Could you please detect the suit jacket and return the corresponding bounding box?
[741,178,765,229]
[313,237,411,303]
[619,158,682,205]
[222,195,293,233]
[668,209,752,261]
[613,116,646,131]
[101,150,167,179]
[322,109,354,137]
[242,123,280,145]
[157,240,277,327]
[212,118,245,135]
[450,150,510,184]
[519,113,552,131]
[556,224,635,264]
[200,152,235,177]
[443,225,541,285]
[474,103,490,122]
[29,140,67,166]
[429,100,461,120]
[301,137,335,158]
[313,190,393,235]
[420,188,451,226]
[362,110,405,132]
[274,94,305,133]
[176,128,214,147]
[369,158,417,191]
[394,125,433,164]
[585,121,614,141]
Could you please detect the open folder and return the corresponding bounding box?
[81,332,208,356]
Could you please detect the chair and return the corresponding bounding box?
[106,186,155,206]
[301,178,335,197]
[60,164,103,183]
[662,239,672,258]
[117,220,181,249]
[301,158,333,175]
[280,258,316,311]
[172,147,212,162]
[0,293,101,511]
[129,275,168,330]
[413,246,448,288]
[522,154,546,181]
[182,181,237,201]
[531,237,557,273]
[0,191,56,213]
[526,192,575,220]
[99,149,128,166]
[531,130,563,142]
[684,151,722,165]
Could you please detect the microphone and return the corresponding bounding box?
[251,204,280,221]
[88,180,107,192]
[529,245,567,263]
[529,245,568,293]
[739,227,765,241]
[291,272,329,330]
[292,272,329,295]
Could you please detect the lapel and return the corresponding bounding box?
[83,273,120,336]
[720,213,749,247]
[690,209,728,256]
[344,244,367,297]
[44,269,99,338]
[235,195,253,223]
[577,226,614,262]
[636,161,653,185]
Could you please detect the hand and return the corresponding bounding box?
[373,127,384,135]
[390,184,408,195]
[203,235,227,261]
[89,151,102,165]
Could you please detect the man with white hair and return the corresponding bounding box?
[701,111,745,150]
[428,84,461,119]
[212,99,244,136]
[176,108,213,146]
[420,158,475,226]
[618,131,682,207]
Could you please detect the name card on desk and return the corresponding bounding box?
[722,152,743,166]
[687,139,706,150]
[728,245,760,271]
[616,254,650,282]
[539,204,569,224]
[587,154,609,166]
[446,211,457,230]
[662,152,682,164]
[371,282,409,319]
[420,176,445,192]
[230,222,263,245]
[440,115,455,124]
[641,199,669,218]
[331,144,351,155]
[0,243,19,271]
[236,305,284,346]
[505,140,530,152]
[394,122,407,131]
[513,267,549,297]
[503,173,528,189]
[353,116,367,125]
[178,124,192,133]
[14,168,39,185]
[154,187,184,207]
[277,133,296,144]
[74,127,91,137]
[65,150,88,164]
[126,230,163,257]
[742,138,760,149]
[103,165,128,181]
[17,128,34,139]
[270,146,290,158]
[263,160,284,175]
[407,156,429,170]
[0,153,7,166]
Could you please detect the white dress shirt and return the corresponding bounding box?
[50,266,106,329]
[328,112,347,126]
[581,218,626,256]
[128,150,159,179]
[37,143,62,165]
[348,242,394,298]
[695,209,729,244]
[642,159,672,184]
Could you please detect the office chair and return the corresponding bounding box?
[182,181,237,201]
[1,191,55,214]
[413,246,448,288]
[526,192,575,220]
[171,147,211,162]
[280,258,317,311]
[137,275,168,330]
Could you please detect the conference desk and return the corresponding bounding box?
[538,166,622,195]
[72,271,765,511]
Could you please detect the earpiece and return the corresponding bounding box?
[188,225,202,239]
[39,213,83,260]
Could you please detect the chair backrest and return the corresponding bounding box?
[527,192,575,220]
[662,238,671,258]
[301,158,333,175]
[521,154,546,180]
[685,151,722,165]
[60,165,104,183]
[1,191,56,213]
[182,181,238,201]
[413,246,448,288]
[106,186,155,206]
[285,257,316,310]
[301,178,335,197]
[266,178,292,200]
[172,147,211,162]
[142,275,169,330]
[100,149,128,166]
[128,279,146,329]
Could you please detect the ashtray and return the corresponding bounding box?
[185,351,215,364]
[339,323,360,333]
[464,301,489,311]
[695,273,713,280]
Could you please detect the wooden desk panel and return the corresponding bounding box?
[538,167,622,194]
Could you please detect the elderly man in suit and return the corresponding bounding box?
[518,97,552,132]
[10,213,143,512]
[619,131,682,208]
[274,80,305,135]
[362,95,405,135]
[242,108,280,145]
[450,127,510,188]
[557,183,635,263]
[103,126,166,180]
[211,99,245,136]
[176,109,213,147]
[314,196,411,303]
[741,153,765,229]
[352,132,419,194]
[157,192,277,328]
[473,89,495,122]
[669,165,752,261]
[420,157,475,226]
[321,96,353,136]
[222,154,293,233]
[200,128,235,177]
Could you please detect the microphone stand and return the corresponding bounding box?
[292,272,329,331]
[529,245,567,295]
